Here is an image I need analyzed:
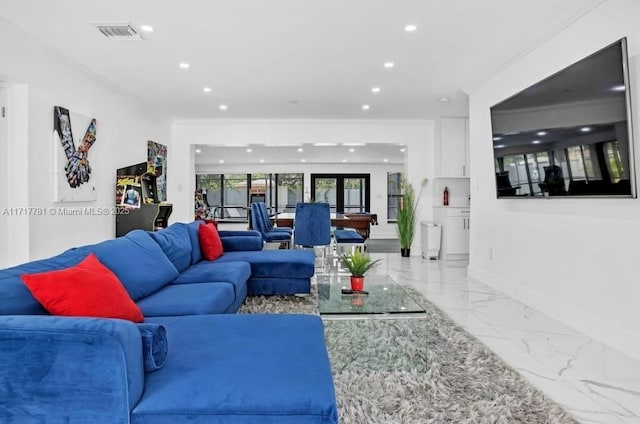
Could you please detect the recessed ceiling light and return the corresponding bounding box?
[371,87,381,93]
[581,127,591,132]
[384,62,395,69]
[404,24,417,32]
[297,148,304,152]
[532,140,541,144]
[342,143,366,146]
[439,97,450,102]
[246,148,252,153]
[313,143,337,147]
[536,131,547,136]
[259,159,265,163]
[342,159,347,163]
[203,87,212,93]
[383,158,388,162]
[400,148,406,152]
[612,85,626,91]
[495,144,506,148]
[493,136,503,141]
[179,62,190,69]
[140,25,154,33]
[195,148,202,153]
[362,104,370,110]
[218,159,224,163]
[219,104,228,111]
[348,148,355,153]
[301,158,306,162]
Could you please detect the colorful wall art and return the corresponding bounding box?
[147,140,167,202]
[53,106,98,202]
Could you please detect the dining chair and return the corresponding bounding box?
[250,203,291,248]
[256,202,292,235]
[293,202,331,269]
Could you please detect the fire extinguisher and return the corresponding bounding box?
[443,187,449,206]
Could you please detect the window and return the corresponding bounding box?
[196,173,303,221]
[221,174,248,220]
[195,174,221,218]
[276,173,303,213]
[387,172,402,222]
[603,140,628,183]
[343,177,366,213]
[310,174,370,213]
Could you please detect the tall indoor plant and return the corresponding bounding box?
[396,177,427,257]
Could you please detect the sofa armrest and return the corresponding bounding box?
[0,316,144,423]
[219,230,263,251]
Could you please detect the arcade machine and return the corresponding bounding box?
[115,162,173,237]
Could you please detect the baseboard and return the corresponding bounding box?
[467,265,640,362]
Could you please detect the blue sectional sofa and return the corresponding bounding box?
[0,222,338,424]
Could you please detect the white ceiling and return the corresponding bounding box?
[194,143,407,166]
[0,0,605,121]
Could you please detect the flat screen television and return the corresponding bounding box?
[490,38,635,198]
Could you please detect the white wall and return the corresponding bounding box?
[467,0,640,360]
[0,18,170,264]
[0,84,8,268]
[173,120,435,253]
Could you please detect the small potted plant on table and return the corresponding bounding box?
[340,250,382,291]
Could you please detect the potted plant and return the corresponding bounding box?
[396,177,427,257]
[340,250,382,291]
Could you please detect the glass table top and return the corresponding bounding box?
[317,271,426,317]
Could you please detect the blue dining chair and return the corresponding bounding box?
[293,202,331,269]
[256,202,292,235]
[251,203,291,248]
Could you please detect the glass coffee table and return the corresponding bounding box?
[316,267,428,372]
[317,272,426,319]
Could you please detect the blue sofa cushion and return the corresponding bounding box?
[186,221,204,264]
[149,223,192,273]
[215,250,315,279]
[136,283,236,317]
[172,260,250,297]
[137,323,168,372]
[75,230,179,301]
[0,316,144,421]
[218,230,264,252]
[0,247,88,315]
[135,314,338,424]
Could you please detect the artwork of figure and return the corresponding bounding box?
[54,106,97,189]
[147,140,167,202]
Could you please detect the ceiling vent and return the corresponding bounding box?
[93,23,142,41]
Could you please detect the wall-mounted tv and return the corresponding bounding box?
[490,38,635,198]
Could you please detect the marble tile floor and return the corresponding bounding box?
[366,253,640,424]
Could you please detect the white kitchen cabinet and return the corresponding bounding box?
[434,207,470,260]
[445,215,470,255]
[439,117,470,177]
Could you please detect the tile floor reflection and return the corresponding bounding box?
[366,253,640,424]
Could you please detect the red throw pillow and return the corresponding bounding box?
[21,253,144,323]
[198,222,224,260]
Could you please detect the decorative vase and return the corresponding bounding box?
[350,276,364,291]
[400,248,411,257]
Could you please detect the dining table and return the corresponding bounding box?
[272,212,376,239]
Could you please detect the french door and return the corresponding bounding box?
[310,174,370,213]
